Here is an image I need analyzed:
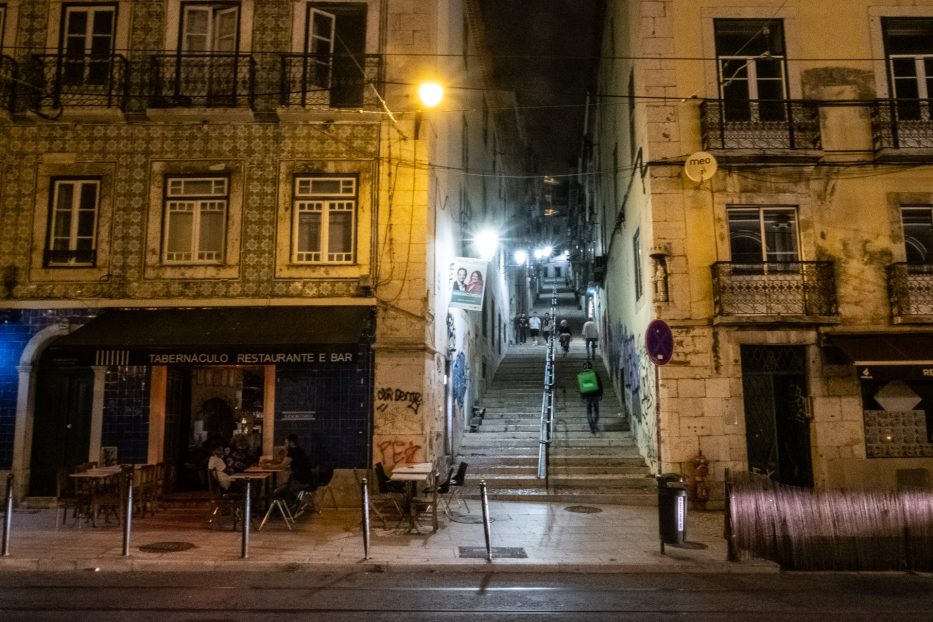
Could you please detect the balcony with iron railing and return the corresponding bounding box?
[279,53,382,110]
[148,53,255,109]
[701,99,822,152]
[871,99,933,151]
[887,263,933,322]
[26,54,129,111]
[712,261,838,321]
[0,55,16,112]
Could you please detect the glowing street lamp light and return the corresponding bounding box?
[418,81,444,108]
[474,229,500,262]
[513,249,528,265]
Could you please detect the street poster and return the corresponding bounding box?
[449,257,487,311]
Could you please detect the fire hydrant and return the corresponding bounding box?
[693,450,710,508]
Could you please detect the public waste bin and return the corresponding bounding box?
[657,473,687,550]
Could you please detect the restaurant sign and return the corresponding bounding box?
[46,346,359,367]
[858,365,933,381]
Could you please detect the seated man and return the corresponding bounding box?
[274,434,317,503]
[208,443,237,492]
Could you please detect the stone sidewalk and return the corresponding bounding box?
[0,500,778,574]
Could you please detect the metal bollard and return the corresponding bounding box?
[2,473,13,557]
[241,481,251,559]
[480,480,492,562]
[122,466,134,557]
[361,478,370,560]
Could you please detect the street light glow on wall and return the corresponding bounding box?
[475,229,500,261]
[418,81,444,108]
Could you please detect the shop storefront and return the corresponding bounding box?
[28,306,375,496]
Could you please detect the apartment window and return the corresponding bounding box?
[45,179,99,267]
[633,229,643,300]
[715,19,787,122]
[902,206,933,263]
[61,4,116,86]
[163,176,228,263]
[728,207,799,263]
[0,5,6,51]
[883,18,933,121]
[293,176,356,264]
[306,3,366,107]
[181,2,238,52]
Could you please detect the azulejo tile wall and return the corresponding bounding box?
[1,122,380,301]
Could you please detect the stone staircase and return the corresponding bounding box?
[456,287,657,506]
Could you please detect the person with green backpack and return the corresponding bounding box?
[577,361,603,434]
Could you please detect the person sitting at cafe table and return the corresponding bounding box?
[272,434,318,502]
[224,433,257,473]
[208,443,239,492]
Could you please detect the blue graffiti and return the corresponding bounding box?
[452,351,468,409]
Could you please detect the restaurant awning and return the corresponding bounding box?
[824,333,933,381]
[42,306,375,367]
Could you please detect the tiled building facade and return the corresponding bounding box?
[0,0,522,501]
[582,0,933,505]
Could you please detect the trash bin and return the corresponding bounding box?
[657,473,687,550]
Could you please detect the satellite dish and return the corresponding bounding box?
[684,151,718,182]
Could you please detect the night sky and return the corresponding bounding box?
[478,0,604,175]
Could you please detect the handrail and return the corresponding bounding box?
[536,288,559,485]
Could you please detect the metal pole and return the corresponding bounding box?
[2,473,13,557]
[241,481,251,559]
[724,469,738,562]
[480,480,492,562]
[122,467,133,557]
[361,478,370,560]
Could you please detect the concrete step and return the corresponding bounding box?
[465,488,659,506]
[461,455,650,468]
[467,464,651,476]
[466,473,656,490]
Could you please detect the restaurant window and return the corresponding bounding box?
[163,176,228,264]
[728,207,799,264]
[902,206,933,263]
[305,3,366,107]
[45,178,100,267]
[60,4,116,86]
[882,18,933,121]
[292,175,356,264]
[714,19,787,122]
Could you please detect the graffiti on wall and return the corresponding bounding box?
[377,438,422,467]
[375,386,423,435]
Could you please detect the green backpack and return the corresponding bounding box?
[577,369,599,394]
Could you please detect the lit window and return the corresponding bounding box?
[46,179,100,267]
[163,177,228,263]
[293,176,356,263]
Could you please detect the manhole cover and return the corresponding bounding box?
[138,541,196,553]
[459,546,527,559]
[448,513,492,524]
[564,505,603,514]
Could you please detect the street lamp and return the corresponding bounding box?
[474,229,499,262]
[418,81,444,108]
[513,249,528,265]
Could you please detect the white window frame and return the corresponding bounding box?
[714,19,788,122]
[47,179,100,267]
[163,176,228,264]
[181,3,239,52]
[61,4,117,85]
[306,7,335,88]
[901,205,933,263]
[292,176,356,264]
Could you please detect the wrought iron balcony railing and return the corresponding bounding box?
[712,261,837,317]
[701,99,822,151]
[887,262,933,319]
[871,99,933,150]
[0,55,16,112]
[149,53,255,109]
[279,53,382,109]
[26,53,129,110]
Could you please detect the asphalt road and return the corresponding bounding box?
[0,570,930,621]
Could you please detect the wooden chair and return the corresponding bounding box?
[55,467,89,527]
[411,472,441,532]
[354,467,403,528]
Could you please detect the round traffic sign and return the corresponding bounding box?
[646,319,674,366]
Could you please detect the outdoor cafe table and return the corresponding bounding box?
[229,471,274,511]
[390,463,433,533]
[68,465,134,526]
